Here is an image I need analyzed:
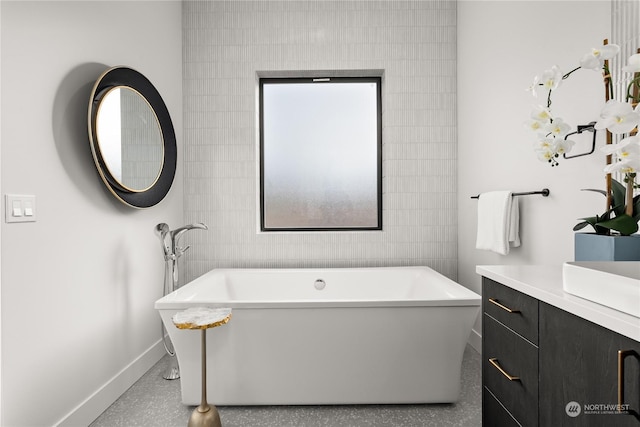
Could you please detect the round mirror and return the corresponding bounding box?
[88,66,177,208]
[95,86,164,192]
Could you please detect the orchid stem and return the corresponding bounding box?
[626,175,635,216]
[563,66,582,80]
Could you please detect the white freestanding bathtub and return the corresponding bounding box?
[155,266,480,406]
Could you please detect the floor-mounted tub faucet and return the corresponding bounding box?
[156,222,208,292]
[155,222,208,380]
[170,222,208,259]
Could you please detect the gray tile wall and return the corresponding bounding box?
[182,0,458,281]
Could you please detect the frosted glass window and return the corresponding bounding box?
[260,77,382,231]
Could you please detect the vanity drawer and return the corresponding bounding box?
[483,313,538,427]
[483,387,521,427]
[483,277,538,344]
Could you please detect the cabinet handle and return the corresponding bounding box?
[488,298,520,313]
[488,357,520,381]
[618,349,639,412]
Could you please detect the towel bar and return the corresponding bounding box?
[471,189,550,199]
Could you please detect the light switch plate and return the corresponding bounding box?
[5,194,36,223]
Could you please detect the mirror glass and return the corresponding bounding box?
[96,86,164,192]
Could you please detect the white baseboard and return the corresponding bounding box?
[55,339,166,427]
[468,328,481,354]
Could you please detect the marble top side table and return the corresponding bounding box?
[173,307,232,427]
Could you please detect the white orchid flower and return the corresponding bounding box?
[619,140,640,159]
[535,143,556,162]
[595,100,640,134]
[554,138,575,155]
[533,138,554,152]
[524,119,544,133]
[622,53,640,73]
[533,136,574,165]
[603,139,640,174]
[579,44,620,70]
[600,135,640,155]
[526,75,540,97]
[610,139,640,159]
[530,105,552,123]
[604,156,640,174]
[536,148,555,162]
[539,66,563,91]
[544,117,571,138]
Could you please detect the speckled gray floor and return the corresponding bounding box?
[90,345,481,427]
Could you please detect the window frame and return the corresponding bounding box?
[259,76,383,232]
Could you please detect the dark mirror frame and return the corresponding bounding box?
[88,66,177,208]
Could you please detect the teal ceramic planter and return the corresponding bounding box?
[574,233,640,261]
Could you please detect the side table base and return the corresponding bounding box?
[188,404,221,427]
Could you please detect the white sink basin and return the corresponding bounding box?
[563,261,640,318]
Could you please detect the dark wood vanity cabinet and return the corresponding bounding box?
[539,301,640,426]
[482,277,640,426]
[482,278,539,427]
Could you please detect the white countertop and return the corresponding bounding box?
[476,264,640,342]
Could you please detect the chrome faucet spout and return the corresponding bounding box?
[170,222,208,243]
[170,223,208,256]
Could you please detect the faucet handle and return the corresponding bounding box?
[176,245,191,257]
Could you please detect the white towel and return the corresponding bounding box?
[476,191,521,255]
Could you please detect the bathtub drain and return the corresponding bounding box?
[314,279,326,290]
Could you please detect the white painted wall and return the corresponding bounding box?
[458,0,611,345]
[0,2,182,426]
